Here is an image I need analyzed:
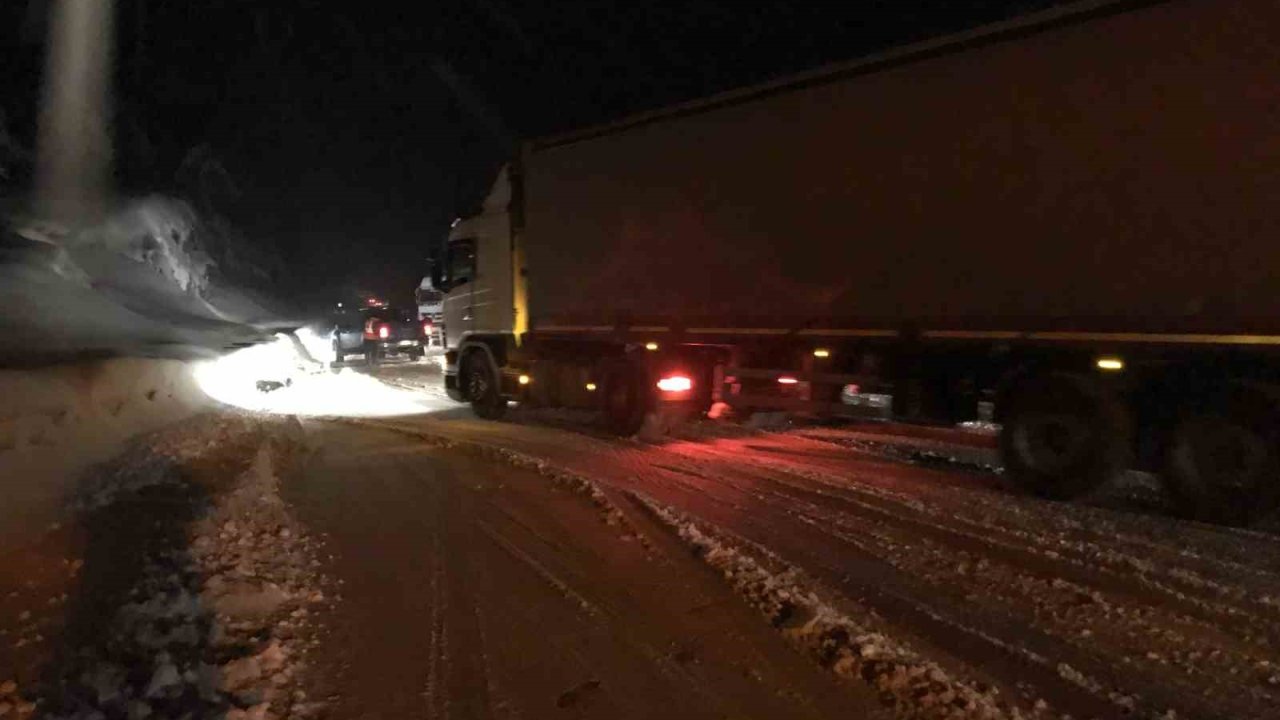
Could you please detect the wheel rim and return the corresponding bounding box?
[1013,413,1090,474]
[468,365,489,401]
[1176,416,1268,493]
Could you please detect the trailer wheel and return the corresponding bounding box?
[1164,386,1280,525]
[1000,373,1129,499]
[604,364,648,436]
[465,351,507,420]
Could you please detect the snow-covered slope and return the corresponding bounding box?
[1,196,302,363]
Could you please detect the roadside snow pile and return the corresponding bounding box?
[187,443,330,720]
[35,419,329,720]
[194,332,440,417]
[0,356,211,540]
[635,494,1037,720]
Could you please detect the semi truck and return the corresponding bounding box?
[433,0,1280,525]
[415,274,444,347]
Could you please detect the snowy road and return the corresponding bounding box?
[287,421,887,719]
[6,359,1280,720]
[279,361,1280,720]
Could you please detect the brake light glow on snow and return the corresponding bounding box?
[657,375,693,392]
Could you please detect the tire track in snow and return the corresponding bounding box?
[654,439,1280,716]
[673,437,1280,633]
[306,419,886,719]
[344,414,1280,718]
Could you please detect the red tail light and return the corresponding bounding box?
[378,324,390,339]
[422,320,433,335]
[656,375,693,393]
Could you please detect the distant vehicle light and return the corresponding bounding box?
[422,320,433,334]
[777,376,799,385]
[657,375,693,393]
[585,382,597,392]
[842,383,860,395]
[813,348,831,358]
[1096,357,1124,372]
[518,374,531,385]
[378,324,390,340]
[645,342,660,351]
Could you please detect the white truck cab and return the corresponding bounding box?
[414,275,445,347]
[437,166,522,351]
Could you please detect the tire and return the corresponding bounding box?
[603,363,649,436]
[367,345,381,367]
[1164,384,1280,525]
[1000,373,1130,500]
[465,352,506,420]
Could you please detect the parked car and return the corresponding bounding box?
[332,306,426,365]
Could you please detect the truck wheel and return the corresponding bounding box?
[1164,386,1280,525]
[367,346,381,367]
[999,373,1129,500]
[604,364,648,436]
[465,353,507,420]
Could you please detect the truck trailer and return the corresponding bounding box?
[434,0,1280,524]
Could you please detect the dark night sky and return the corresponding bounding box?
[1,0,1060,308]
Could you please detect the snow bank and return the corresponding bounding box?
[76,197,212,295]
[188,441,330,720]
[0,357,210,542]
[634,494,1037,720]
[193,330,447,417]
[22,419,330,720]
[2,196,294,364]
